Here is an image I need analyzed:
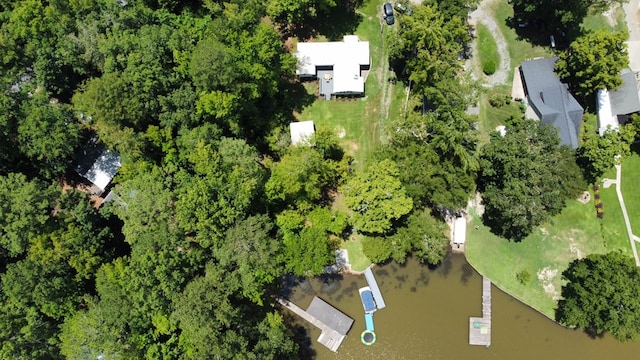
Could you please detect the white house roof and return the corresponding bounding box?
[597,88,619,136]
[295,35,370,94]
[290,120,315,146]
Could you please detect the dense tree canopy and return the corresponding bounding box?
[343,159,413,234]
[577,117,636,181]
[479,119,586,240]
[557,252,640,341]
[555,30,629,97]
[0,0,484,356]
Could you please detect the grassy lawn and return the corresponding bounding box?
[621,152,640,232]
[466,190,629,318]
[297,0,406,169]
[476,23,500,75]
[342,235,372,272]
[477,85,523,145]
[582,5,627,32]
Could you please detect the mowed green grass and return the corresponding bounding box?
[342,235,372,272]
[621,152,640,232]
[477,86,522,145]
[297,0,406,169]
[582,5,626,32]
[466,187,630,318]
[476,23,500,75]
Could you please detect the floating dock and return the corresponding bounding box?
[277,297,353,352]
[363,268,386,309]
[469,276,492,347]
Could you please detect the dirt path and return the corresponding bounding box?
[468,0,511,86]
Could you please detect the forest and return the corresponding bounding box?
[0,0,638,357]
[0,0,469,358]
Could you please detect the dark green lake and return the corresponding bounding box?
[286,253,640,359]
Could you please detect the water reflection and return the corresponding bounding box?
[283,253,640,359]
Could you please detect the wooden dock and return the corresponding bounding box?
[469,276,492,347]
[277,297,350,352]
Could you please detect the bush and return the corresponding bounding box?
[482,59,496,75]
[516,269,532,285]
[361,236,392,264]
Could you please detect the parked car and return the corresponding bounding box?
[383,3,395,25]
[383,3,394,17]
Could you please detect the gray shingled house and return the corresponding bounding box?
[519,57,583,148]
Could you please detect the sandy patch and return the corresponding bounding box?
[537,267,560,301]
[345,141,360,155]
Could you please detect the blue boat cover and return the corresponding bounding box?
[364,313,375,331]
[360,290,376,313]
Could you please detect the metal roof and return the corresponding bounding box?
[306,297,354,336]
[520,58,583,148]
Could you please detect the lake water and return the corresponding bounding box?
[285,253,640,359]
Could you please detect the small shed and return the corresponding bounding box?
[290,120,316,146]
[306,297,354,336]
[453,217,467,245]
[74,138,121,194]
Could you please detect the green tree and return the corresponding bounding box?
[577,121,636,181]
[343,159,413,234]
[555,30,629,97]
[0,173,57,258]
[276,207,346,276]
[267,0,336,27]
[18,94,81,178]
[556,252,640,341]
[389,4,470,95]
[479,120,586,240]
[266,146,338,210]
[217,215,283,304]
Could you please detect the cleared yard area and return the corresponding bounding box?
[341,235,371,272]
[620,151,640,232]
[466,188,630,318]
[296,0,406,169]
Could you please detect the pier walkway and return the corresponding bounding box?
[469,276,492,347]
[364,268,386,309]
[277,297,353,352]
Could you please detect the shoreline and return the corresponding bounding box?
[464,250,560,323]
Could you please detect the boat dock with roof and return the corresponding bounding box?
[469,276,492,347]
[277,296,354,352]
[363,268,386,309]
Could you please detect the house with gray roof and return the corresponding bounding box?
[519,57,583,148]
[597,69,640,135]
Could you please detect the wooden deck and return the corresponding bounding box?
[469,277,492,347]
[277,297,348,352]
